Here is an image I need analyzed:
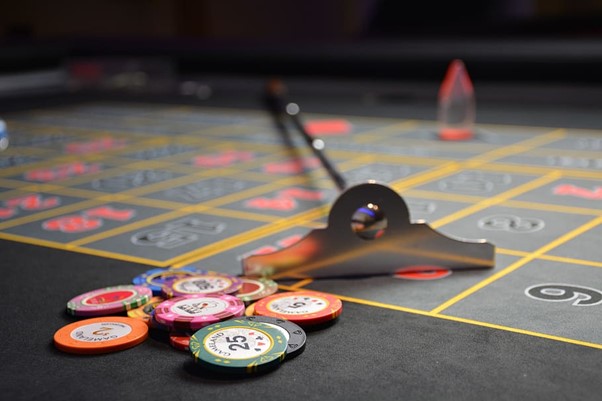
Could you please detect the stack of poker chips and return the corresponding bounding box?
[52,267,343,375]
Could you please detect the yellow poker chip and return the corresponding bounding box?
[127,296,165,325]
[53,317,148,355]
[245,302,256,316]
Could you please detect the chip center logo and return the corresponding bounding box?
[268,296,327,315]
[175,277,230,294]
[172,298,227,316]
[204,327,273,359]
[71,322,132,342]
[92,327,113,336]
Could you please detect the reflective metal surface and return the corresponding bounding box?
[242,182,495,279]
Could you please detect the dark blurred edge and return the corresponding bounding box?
[1,37,601,82]
[0,37,601,129]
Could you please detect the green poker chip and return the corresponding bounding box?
[189,318,287,374]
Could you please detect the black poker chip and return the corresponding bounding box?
[241,315,306,359]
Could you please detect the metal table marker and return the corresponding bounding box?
[242,80,495,279]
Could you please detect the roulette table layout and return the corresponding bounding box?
[1,72,601,400]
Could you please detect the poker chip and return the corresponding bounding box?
[127,296,165,325]
[149,309,170,331]
[169,332,193,351]
[254,291,343,327]
[53,316,148,354]
[161,271,242,298]
[241,316,306,359]
[132,266,207,295]
[189,319,287,374]
[154,294,245,331]
[235,277,278,303]
[67,285,153,317]
[245,303,256,316]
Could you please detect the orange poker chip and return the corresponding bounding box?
[254,291,342,327]
[53,316,148,355]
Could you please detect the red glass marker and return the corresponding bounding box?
[438,60,476,141]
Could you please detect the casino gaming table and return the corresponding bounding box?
[1,42,602,401]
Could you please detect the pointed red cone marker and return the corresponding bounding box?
[438,59,476,141]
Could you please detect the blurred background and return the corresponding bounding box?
[0,0,601,120]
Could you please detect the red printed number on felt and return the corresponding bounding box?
[278,188,324,201]
[245,197,297,211]
[264,158,320,174]
[5,194,60,210]
[554,184,602,200]
[193,150,254,168]
[0,207,17,219]
[304,119,351,136]
[244,187,324,211]
[24,162,100,182]
[42,206,136,233]
[0,194,61,220]
[85,206,136,221]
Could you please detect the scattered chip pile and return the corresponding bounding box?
[53,267,343,375]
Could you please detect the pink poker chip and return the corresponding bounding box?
[66,285,153,317]
[153,294,245,331]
